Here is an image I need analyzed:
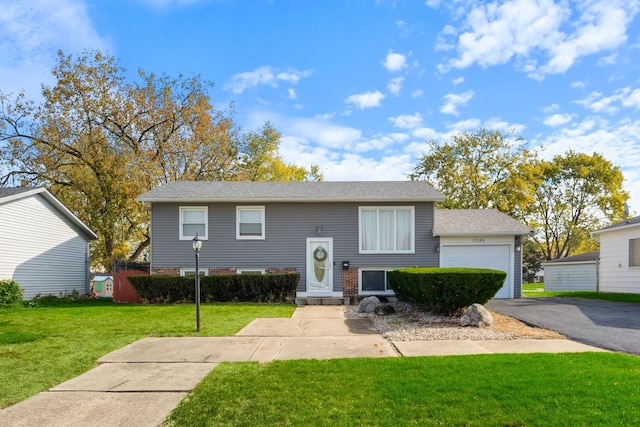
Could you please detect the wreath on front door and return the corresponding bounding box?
[313,246,328,262]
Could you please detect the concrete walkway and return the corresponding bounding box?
[0,305,606,427]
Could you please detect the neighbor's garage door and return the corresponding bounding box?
[440,245,511,299]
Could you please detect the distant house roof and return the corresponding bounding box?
[0,187,98,240]
[137,181,446,203]
[543,251,600,265]
[433,209,533,236]
[592,216,640,236]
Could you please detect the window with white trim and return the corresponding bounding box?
[360,268,395,294]
[236,206,265,240]
[236,268,266,275]
[179,206,208,240]
[359,206,414,253]
[630,238,640,267]
[180,268,208,277]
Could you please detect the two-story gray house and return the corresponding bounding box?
[138,181,531,302]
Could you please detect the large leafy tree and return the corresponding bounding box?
[0,50,318,269]
[410,128,535,216]
[524,151,627,259]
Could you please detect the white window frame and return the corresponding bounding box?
[179,206,208,240]
[236,206,265,240]
[359,268,396,295]
[236,268,266,275]
[358,206,415,254]
[180,268,209,277]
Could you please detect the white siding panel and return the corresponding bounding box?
[599,226,640,294]
[543,263,597,291]
[0,194,90,298]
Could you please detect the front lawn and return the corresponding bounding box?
[522,290,640,303]
[0,302,295,408]
[166,353,640,426]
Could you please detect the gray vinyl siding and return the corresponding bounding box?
[150,201,439,292]
[0,194,91,299]
[514,236,523,298]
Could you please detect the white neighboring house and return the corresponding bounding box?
[0,187,98,299]
[542,251,600,292]
[591,216,640,294]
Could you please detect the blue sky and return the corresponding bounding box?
[2,0,640,209]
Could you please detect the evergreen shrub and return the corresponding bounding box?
[388,267,506,315]
[128,272,300,304]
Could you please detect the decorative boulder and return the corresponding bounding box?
[357,296,380,313]
[459,303,494,328]
[374,303,396,316]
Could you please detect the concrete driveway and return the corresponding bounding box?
[487,297,640,355]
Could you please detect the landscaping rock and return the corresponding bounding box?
[357,296,380,313]
[374,303,396,316]
[459,303,493,327]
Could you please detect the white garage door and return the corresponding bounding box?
[440,245,511,299]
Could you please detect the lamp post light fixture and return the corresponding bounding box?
[192,233,202,332]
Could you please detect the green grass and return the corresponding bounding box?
[0,302,295,408]
[522,290,640,303]
[165,353,640,426]
[522,282,543,291]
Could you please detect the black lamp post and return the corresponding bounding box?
[192,233,202,332]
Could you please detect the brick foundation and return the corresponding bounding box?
[152,267,297,275]
[342,268,359,303]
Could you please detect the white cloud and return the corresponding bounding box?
[542,103,560,114]
[387,77,405,96]
[382,52,407,72]
[543,113,575,126]
[452,76,465,85]
[440,90,474,116]
[411,89,423,98]
[345,90,385,109]
[389,113,423,129]
[0,0,110,98]
[439,0,639,80]
[574,87,640,113]
[225,66,312,94]
[288,88,297,99]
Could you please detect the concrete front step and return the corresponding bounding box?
[295,297,351,305]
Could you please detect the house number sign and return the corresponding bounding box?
[472,238,485,243]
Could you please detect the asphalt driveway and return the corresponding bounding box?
[487,297,640,355]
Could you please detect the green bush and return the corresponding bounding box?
[26,290,99,307]
[0,279,24,308]
[128,273,300,304]
[388,267,506,315]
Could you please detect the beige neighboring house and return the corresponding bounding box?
[591,216,640,294]
[0,187,98,299]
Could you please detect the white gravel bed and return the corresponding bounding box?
[345,301,518,341]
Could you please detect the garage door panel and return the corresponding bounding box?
[440,245,511,298]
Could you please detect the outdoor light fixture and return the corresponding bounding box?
[316,225,323,235]
[436,243,440,252]
[192,233,202,332]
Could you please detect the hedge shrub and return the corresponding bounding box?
[387,267,506,315]
[0,279,24,308]
[128,273,300,304]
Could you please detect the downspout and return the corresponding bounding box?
[591,231,600,293]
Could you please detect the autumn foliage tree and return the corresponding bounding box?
[0,50,319,269]
[410,129,628,262]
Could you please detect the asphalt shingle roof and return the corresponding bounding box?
[0,187,34,199]
[433,209,533,236]
[593,215,640,234]
[544,251,600,264]
[137,181,446,203]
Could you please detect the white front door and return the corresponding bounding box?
[306,238,333,293]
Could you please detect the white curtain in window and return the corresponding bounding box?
[361,209,377,251]
[396,209,411,250]
[379,210,394,251]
